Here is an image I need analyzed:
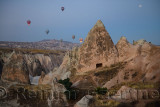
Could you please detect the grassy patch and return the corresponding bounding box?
[108,82,159,96]
[95,87,108,95]
[94,95,120,107]
[94,62,126,85]
[128,82,158,89]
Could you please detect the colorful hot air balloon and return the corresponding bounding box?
[61,7,64,11]
[72,35,75,40]
[79,38,83,43]
[27,20,31,25]
[46,30,49,35]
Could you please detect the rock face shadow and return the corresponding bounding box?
[0,59,4,79]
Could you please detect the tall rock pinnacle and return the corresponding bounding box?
[93,20,105,28]
[83,20,114,49]
[77,20,118,72]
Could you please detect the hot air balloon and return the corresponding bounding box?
[79,38,83,43]
[72,35,75,40]
[27,20,31,25]
[46,30,49,35]
[61,7,64,11]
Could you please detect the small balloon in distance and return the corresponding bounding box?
[61,7,64,11]
[79,38,83,43]
[27,20,31,25]
[72,35,75,40]
[46,30,49,35]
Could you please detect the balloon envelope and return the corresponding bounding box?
[72,35,75,40]
[27,20,31,25]
[46,30,49,34]
[79,38,83,43]
[61,7,64,11]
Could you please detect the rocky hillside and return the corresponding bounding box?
[40,20,160,88]
[1,20,160,107]
[0,39,80,50]
[38,20,160,107]
[0,48,66,84]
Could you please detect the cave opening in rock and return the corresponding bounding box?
[0,59,4,79]
[96,63,103,68]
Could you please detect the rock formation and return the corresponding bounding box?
[0,49,65,84]
[1,20,160,107]
[104,42,160,88]
[39,20,119,84]
[112,85,154,101]
[112,86,138,101]
[1,52,30,84]
[39,20,160,93]
[116,36,134,61]
[133,39,147,45]
[74,95,93,107]
[78,20,118,72]
[47,81,68,107]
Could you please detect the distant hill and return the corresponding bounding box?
[0,39,80,50]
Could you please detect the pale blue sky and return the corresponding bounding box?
[0,0,160,45]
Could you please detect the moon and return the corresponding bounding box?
[138,4,142,8]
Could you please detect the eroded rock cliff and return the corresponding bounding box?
[39,20,160,91]
[0,48,65,84]
[78,20,118,72]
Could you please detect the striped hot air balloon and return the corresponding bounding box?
[79,38,83,43]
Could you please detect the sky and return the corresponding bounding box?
[0,0,160,45]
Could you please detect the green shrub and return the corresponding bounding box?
[58,78,78,100]
[58,78,72,90]
[95,87,108,95]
